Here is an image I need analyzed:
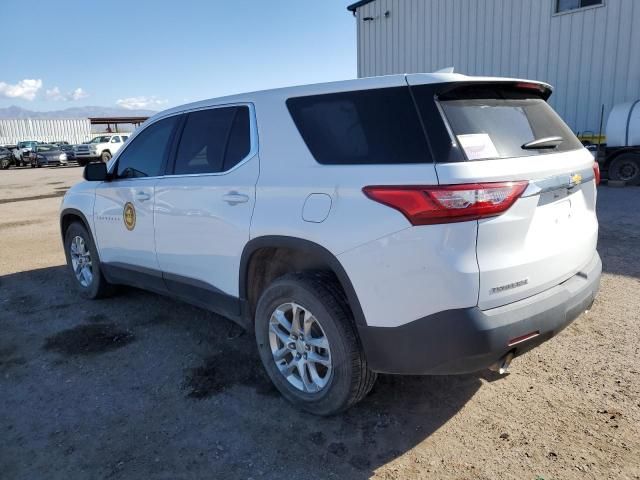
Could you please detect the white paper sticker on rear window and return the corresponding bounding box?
[456,133,499,160]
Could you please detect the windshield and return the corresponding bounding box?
[36,144,56,152]
[90,136,111,143]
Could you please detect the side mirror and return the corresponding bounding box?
[83,162,109,182]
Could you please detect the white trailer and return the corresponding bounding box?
[602,100,640,184]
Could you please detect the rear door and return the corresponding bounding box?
[408,76,598,309]
[153,104,258,313]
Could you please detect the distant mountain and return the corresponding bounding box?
[0,105,157,119]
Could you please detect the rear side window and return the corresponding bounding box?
[287,87,431,165]
[173,106,251,175]
[116,115,179,179]
[223,107,251,171]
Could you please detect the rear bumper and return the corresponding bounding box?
[358,251,602,375]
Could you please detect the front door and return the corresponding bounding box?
[93,115,180,278]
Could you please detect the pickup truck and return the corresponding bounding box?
[12,141,39,166]
[74,134,130,166]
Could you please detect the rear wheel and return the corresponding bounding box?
[609,153,640,185]
[64,222,114,299]
[0,158,9,169]
[255,273,376,415]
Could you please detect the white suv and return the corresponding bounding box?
[75,134,130,165]
[60,74,601,415]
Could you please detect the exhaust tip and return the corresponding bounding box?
[489,351,515,375]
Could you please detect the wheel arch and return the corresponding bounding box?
[60,208,93,243]
[239,236,367,328]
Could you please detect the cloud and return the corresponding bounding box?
[46,86,88,101]
[0,79,43,101]
[70,87,88,100]
[45,87,62,100]
[116,96,168,110]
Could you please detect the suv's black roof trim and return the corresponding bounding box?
[347,0,376,13]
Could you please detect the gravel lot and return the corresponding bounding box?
[1,166,639,479]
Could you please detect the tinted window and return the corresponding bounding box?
[173,106,250,175]
[439,98,582,160]
[287,87,431,165]
[116,116,178,179]
[224,107,251,171]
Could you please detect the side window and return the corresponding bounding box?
[115,116,179,179]
[111,136,120,143]
[121,136,129,142]
[286,87,431,165]
[173,106,250,175]
[223,106,251,171]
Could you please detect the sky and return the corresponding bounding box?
[0,0,358,111]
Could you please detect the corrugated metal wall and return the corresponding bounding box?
[0,118,91,145]
[355,0,640,133]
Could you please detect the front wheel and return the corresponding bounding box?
[63,222,115,299]
[255,273,376,415]
[101,151,112,163]
[0,158,9,169]
[609,153,640,185]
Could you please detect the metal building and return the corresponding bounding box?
[0,118,91,145]
[347,0,640,135]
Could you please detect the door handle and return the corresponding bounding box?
[135,191,151,202]
[222,191,249,205]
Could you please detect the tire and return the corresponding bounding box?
[0,158,9,169]
[78,159,87,167]
[101,151,112,163]
[255,272,376,415]
[608,153,640,185]
[63,221,115,299]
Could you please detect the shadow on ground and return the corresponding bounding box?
[0,265,481,479]
[596,186,640,279]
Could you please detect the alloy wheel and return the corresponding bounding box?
[269,302,332,393]
[70,235,93,287]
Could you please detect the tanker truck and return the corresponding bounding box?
[600,100,640,185]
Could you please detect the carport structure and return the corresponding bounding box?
[88,116,149,135]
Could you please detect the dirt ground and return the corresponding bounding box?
[1,166,639,480]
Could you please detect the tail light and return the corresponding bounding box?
[363,182,528,225]
[592,161,601,186]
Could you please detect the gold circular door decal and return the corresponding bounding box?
[123,202,136,231]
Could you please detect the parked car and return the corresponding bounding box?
[56,143,76,162]
[0,146,14,169]
[60,74,601,415]
[29,144,68,168]
[74,134,130,166]
[12,140,39,166]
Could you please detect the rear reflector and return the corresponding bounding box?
[593,161,601,186]
[508,331,540,347]
[363,181,528,225]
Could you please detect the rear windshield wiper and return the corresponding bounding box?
[521,136,564,150]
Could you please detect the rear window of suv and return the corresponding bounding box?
[286,87,431,165]
[432,84,583,161]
